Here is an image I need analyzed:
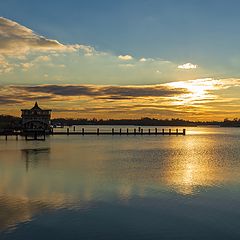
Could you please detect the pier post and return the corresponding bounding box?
[112,128,114,135]
[176,129,178,134]
[183,129,186,135]
[169,129,171,135]
[148,129,150,135]
[141,129,143,135]
[127,128,129,135]
[97,128,99,135]
[73,126,76,132]
[162,129,164,135]
[120,128,122,135]
[67,128,69,135]
[138,127,141,133]
[5,135,7,141]
[134,129,136,135]
[82,128,84,135]
[155,128,157,135]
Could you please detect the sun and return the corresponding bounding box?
[166,78,220,106]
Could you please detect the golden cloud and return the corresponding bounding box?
[178,63,198,70]
[0,17,93,57]
[118,55,133,61]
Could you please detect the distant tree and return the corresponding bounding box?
[0,115,21,130]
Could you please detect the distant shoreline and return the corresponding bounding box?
[53,124,240,128]
[1,115,240,130]
[50,118,240,128]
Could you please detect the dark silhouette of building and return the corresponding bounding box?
[21,102,52,132]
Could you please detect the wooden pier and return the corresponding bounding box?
[24,129,46,141]
[54,127,186,136]
[0,128,186,140]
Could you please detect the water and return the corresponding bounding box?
[1,126,240,239]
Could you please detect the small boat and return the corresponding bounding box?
[52,124,64,128]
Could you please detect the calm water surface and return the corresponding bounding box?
[1,126,240,239]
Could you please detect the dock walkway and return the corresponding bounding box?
[0,128,186,140]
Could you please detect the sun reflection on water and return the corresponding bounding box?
[163,137,226,195]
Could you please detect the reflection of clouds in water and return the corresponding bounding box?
[0,193,81,233]
[21,148,50,171]
[0,196,36,232]
[1,132,240,232]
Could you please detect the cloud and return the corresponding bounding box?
[0,56,14,73]
[118,55,133,61]
[139,58,154,62]
[21,62,34,71]
[119,63,135,68]
[178,63,198,70]
[1,78,240,120]
[2,78,239,107]
[0,17,178,82]
[34,55,51,62]
[0,84,188,107]
[0,96,20,104]
[165,78,240,106]
[139,58,147,62]
[16,84,188,98]
[167,78,240,91]
[0,17,91,57]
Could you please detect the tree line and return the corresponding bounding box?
[1,115,240,131]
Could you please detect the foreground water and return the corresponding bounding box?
[1,126,240,239]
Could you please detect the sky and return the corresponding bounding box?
[0,0,240,120]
